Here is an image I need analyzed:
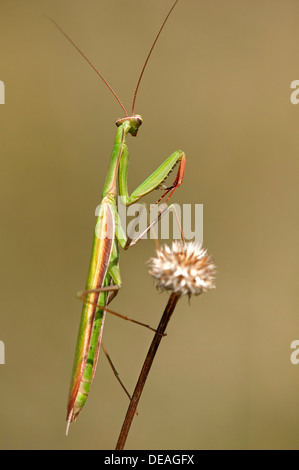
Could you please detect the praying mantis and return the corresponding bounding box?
[50,0,186,433]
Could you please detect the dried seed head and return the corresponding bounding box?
[148,241,216,297]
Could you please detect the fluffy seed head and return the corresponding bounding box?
[148,241,216,297]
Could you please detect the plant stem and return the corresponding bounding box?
[115,292,180,450]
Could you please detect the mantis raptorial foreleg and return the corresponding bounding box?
[119,149,186,208]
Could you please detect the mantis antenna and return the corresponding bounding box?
[131,0,180,115]
[47,0,180,118]
[46,16,129,116]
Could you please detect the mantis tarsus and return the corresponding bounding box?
[50,0,186,433]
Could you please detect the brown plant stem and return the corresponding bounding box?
[115,292,180,450]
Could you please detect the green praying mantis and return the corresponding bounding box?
[50,0,186,433]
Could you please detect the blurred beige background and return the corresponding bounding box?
[0,0,299,450]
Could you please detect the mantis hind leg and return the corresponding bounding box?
[77,262,157,333]
[76,258,122,301]
[77,289,157,333]
[77,284,120,301]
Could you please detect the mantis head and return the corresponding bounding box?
[116,115,143,137]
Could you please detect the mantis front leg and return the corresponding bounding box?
[116,146,185,250]
[119,147,186,207]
